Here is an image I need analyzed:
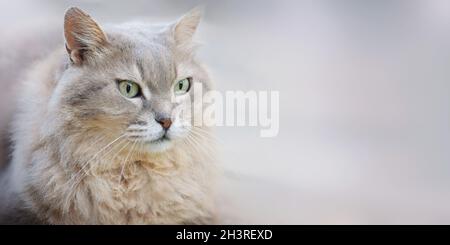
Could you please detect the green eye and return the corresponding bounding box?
[118,80,140,98]
[174,78,191,95]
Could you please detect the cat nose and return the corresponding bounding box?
[156,118,172,130]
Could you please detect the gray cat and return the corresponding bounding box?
[0,7,217,224]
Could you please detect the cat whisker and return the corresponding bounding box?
[182,139,215,163]
[184,133,216,160]
[62,134,126,212]
[127,135,146,138]
[191,126,217,138]
[65,139,127,204]
[190,130,215,143]
[107,140,132,163]
[127,129,147,133]
[132,121,148,126]
[190,127,219,145]
[67,134,126,184]
[118,140,138,184]
[63,138,129,212]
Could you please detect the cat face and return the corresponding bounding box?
[56,7,210,153]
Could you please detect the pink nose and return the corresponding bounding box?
[156,118,172,130]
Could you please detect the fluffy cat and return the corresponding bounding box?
[0,7,217,224]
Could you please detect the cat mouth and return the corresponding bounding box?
[144,134,170,144]
[140,134,173,152]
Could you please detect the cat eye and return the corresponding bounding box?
[174,78,191,95]
[118,80,141,98]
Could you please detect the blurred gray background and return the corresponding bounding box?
[1,0,450,224]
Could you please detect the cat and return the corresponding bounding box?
[0,7,217,224]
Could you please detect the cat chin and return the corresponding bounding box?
[142,137,173,153]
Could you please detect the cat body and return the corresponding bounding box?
[0,7,217,224]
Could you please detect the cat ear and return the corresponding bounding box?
[64,7,108,65]
[172,7,203,45]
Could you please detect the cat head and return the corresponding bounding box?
[55,7,210,153]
